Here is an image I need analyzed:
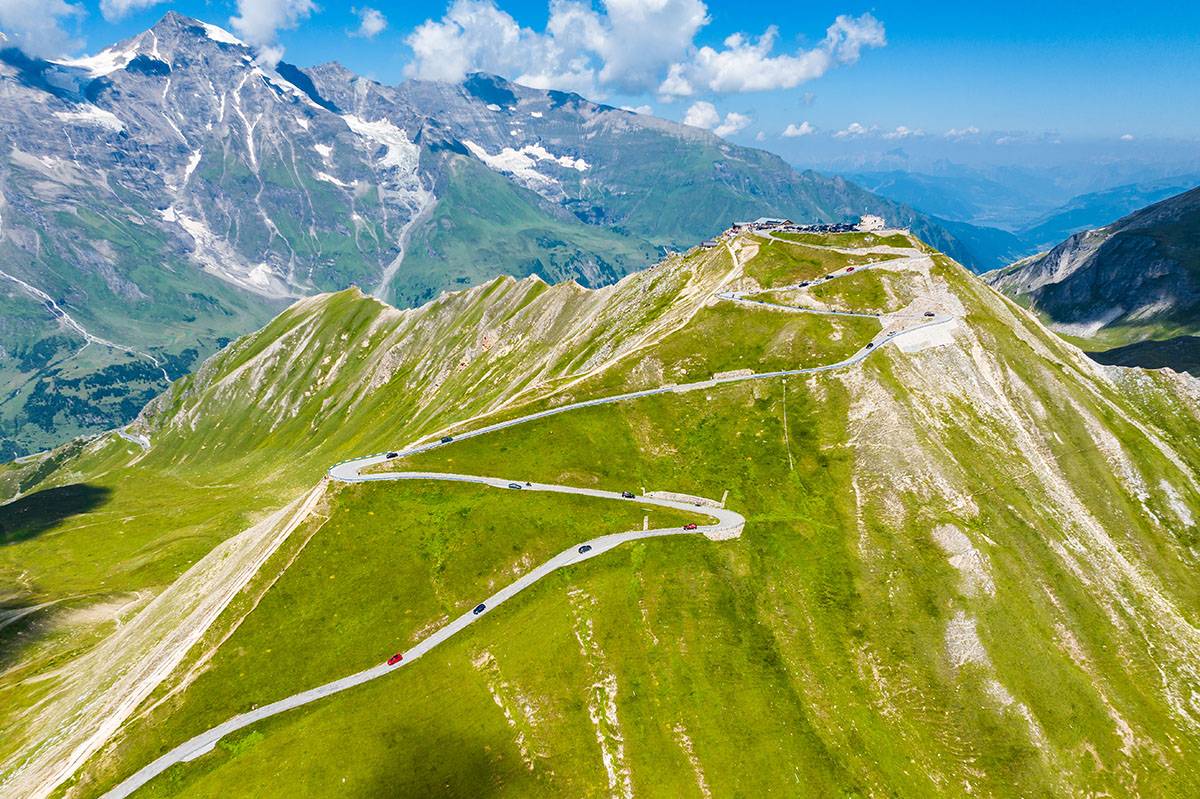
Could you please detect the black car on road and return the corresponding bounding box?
[473,603,487,615]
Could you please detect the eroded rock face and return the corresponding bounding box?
[988,186,1200,334]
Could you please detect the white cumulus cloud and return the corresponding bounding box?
[945,126,980,139]
[405,0,883,100]
[351,6,387,38]
[1120,133,1135,141]
[882,125,923,140]
[683,101,749,138]
[715,111,751,137]
[99,0,167,22]
[406,0,707,97]
[230,0,317,63]
[658,13,885,98]
[783,121,814,137]
[683,100,720,129]
[834,121,869,138]
[0,0,83,57]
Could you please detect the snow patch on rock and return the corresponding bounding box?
[313,171,352,188]
[199,22,246,47]
[463,140,589,196]
[53,107,126,133]
[161,208,291,298]
[54,46,139,77]
[183,150,202,182]
[341,115,420,170]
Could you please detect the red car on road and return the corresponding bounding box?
[683,523,699,530]
[387,653,404,665]
[846,267,855,272]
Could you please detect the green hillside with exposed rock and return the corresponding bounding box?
[3,229,1200,798]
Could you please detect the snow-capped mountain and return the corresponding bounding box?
[0,11,966,458]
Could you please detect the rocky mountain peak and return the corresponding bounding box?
[148,11,249,51]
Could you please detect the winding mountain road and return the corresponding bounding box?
[102,232,952,799]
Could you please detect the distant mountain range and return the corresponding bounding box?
[987,185,1200,373]
[845,168,1050,229]
[1018,175,1200,250]
[849,169,1200,275]
[0,12,982,459]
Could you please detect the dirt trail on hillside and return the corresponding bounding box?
[0,484,326,799]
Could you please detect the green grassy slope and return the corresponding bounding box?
[0,243,738,791]
[61,481,708,798]
[741,237,896,288]
[7,231,1200,797]
[189,249,1195,797]
[773,230,913,249]
[390,155,658,307]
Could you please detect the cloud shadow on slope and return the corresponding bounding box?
[0,483,112,545]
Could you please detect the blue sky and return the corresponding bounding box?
[7,0,1200,167]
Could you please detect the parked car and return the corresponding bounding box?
[683,523,699,530]
[440,436,454,443]
[473,603,487,615]
[578,544,593,553]
[924,311,935,317]
[621,491,635,498]
[508,482,522,489]
[385,452,399,459]
[387,653,404,666]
